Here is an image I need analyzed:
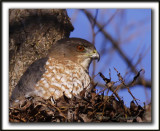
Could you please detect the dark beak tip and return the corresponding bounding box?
[98,58,100,62]
[97,53,100,62]
[97,58,100,62]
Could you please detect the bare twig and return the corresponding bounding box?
[95,9,119,35]
[82,9,138,74]
[114,68,139,105]
[82,9,151,89]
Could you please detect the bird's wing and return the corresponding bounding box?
[11,57,48,100]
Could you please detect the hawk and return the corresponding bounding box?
[10,38,100,105]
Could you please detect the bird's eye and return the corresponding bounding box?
[77,45,85,51]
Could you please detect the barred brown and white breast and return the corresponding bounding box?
[10,38,100,105]
[33,57,91,99]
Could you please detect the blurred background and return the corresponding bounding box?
[67,9,151,107]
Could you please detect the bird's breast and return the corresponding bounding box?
[33,57,91,100]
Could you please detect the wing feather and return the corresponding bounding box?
[11,57,48,100]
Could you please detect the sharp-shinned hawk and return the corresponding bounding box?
[10,38,100,105]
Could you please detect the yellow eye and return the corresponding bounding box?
[77,45,85,51]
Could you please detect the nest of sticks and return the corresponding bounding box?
[9,69,151,122]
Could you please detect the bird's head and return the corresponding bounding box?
[48,38,100,72]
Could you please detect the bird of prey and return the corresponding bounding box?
[10,38,100,105]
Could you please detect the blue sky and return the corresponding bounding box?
[67,9,151,107]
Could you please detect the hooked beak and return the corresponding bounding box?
[91,50,100,62]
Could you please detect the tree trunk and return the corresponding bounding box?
[9,9,74,98]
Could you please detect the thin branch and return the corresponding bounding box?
[95,9,119,35]
[82,9,151,89]
[82,9,138,75]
